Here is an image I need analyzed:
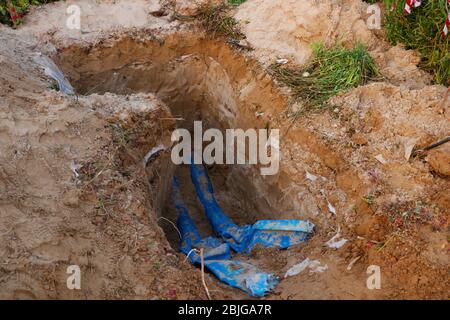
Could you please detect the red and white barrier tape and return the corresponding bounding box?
[403,0,450,38]
[443,0,450,37]
[443,11,450,37]
[403,0,421,14]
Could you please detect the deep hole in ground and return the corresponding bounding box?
[54,34,310,295]
[1,0,447,300]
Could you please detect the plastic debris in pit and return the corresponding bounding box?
[173,177,278,297]
[172,163,315,297]
[190,163,315,253]
[34,53,75,95]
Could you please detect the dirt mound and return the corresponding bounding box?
[234,0,376,65]
[234,0,431,89]
[293,82,450,298]
[326,82,449,204]
[0,29,211,299]
[427,143,450,177]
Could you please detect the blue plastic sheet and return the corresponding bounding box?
[172,163,315,296]
[203,260,279,297]
[172,177,278,296]
[190,163,315,253]
[173,177,230,262]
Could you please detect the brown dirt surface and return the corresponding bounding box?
[0,0,448,300]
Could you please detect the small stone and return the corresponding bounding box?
[93,216,104,225]
[426,144,450,176]
[62,189,80,208]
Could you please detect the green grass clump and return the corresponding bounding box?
[384,0,450,86]
[270,43,380,113]
[362,0,394,5]
[195,3,244,40]
[228,0,247,6]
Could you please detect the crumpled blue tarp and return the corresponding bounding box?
[172,177,278,297]
[172,163,315,296]
[173,177,230,261]
[202,260,279,297]
[190,163,315,253]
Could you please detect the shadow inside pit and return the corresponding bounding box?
[54,36,277,250]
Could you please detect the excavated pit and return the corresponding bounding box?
[54,34,307,287]
[1,0,447,300]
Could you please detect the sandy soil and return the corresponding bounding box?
[0,0,448,299]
